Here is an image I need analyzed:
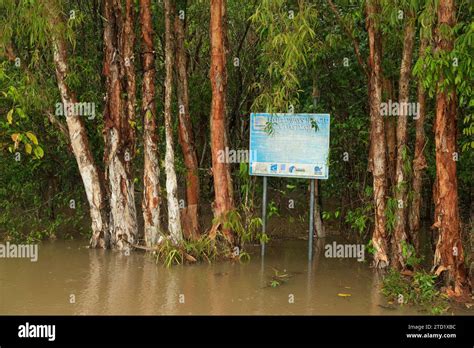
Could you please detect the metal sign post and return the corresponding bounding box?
[261,176,268,257]
[308,179,315,260]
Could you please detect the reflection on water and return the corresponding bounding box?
[0,239,459,315]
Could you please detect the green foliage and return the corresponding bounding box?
[366,240,376,256]
[322,209,340,221]
[267,267,291,288]
[251,0,319,112]
[385,197,397,233]
[401,240,423,268]
[382,269,450,315]
[154,239,184,267]
[267,200,280,219]
[270,280,281,288]
[222,209,263,247]
[345,187,374,236]
[154,236,218,267]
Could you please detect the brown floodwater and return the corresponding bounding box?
[0,239,470,315]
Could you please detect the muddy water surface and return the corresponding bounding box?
[0,239,465,315]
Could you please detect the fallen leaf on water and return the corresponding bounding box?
[337,293,351,297]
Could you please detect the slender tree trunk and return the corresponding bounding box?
[51,34,108,249]
[313,179,325,238]
[163,0,183,244]
[140,0,162,247]
[103,0,138,250]
[209,0,235,243]
[366,0,389,268]
[383,78,396,189]
[432,0,470,297]
[409,36,429,251]
[392,12,416,270]
[174,11,200,240]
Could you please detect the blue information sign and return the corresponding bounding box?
[249,113,330,179]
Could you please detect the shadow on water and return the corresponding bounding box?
[0,239,469,315]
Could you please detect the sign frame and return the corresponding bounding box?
[249,113,331,180]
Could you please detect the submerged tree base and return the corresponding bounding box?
[148,232,251,268]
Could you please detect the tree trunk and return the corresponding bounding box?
[409,36,429,251]
[51,34,108,249]
[383,78,396,189]
[392,12,416,270]
[432,0,470,297]
[366,0,389,268]
[102,0,138,250]
[122,0,136,163]
[140,0,162,247]
[313,179,325,238]
[163,0,183,244]
[174,11,200,240]
[209,0,235,243]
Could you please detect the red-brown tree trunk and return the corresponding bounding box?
[163,0,183,244]
[174,12,200,240]
[210,0,235,243]
[122,0,136,162]
[140,0,162,247]
[51,33,108,249]
[366,0,389,268]
[409,36,429,251]
[103,0,138,250]
[383,78,396,189]
[392,12,416,270]
[432,0,470,298]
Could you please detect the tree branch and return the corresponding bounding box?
[326,0,369,78]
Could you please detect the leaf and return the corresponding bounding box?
[25,143,32,154]
[337,293,352,297]
[34,146,44,159]
[11,133,20,142]
[26,132,38,145]
[7,109,13,124]
[16,108,26,119]
[184,252,197,263]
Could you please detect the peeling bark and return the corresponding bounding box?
[140,0,162,247]
[164,0,183,244]
[103,0,138,250]
[174,12,200,240]
[51,35,108,249]
[210,0,235,244]
[366,0,389,268]
[122,0,137,162]
[392,12,416,270]
[432,0,470,297]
